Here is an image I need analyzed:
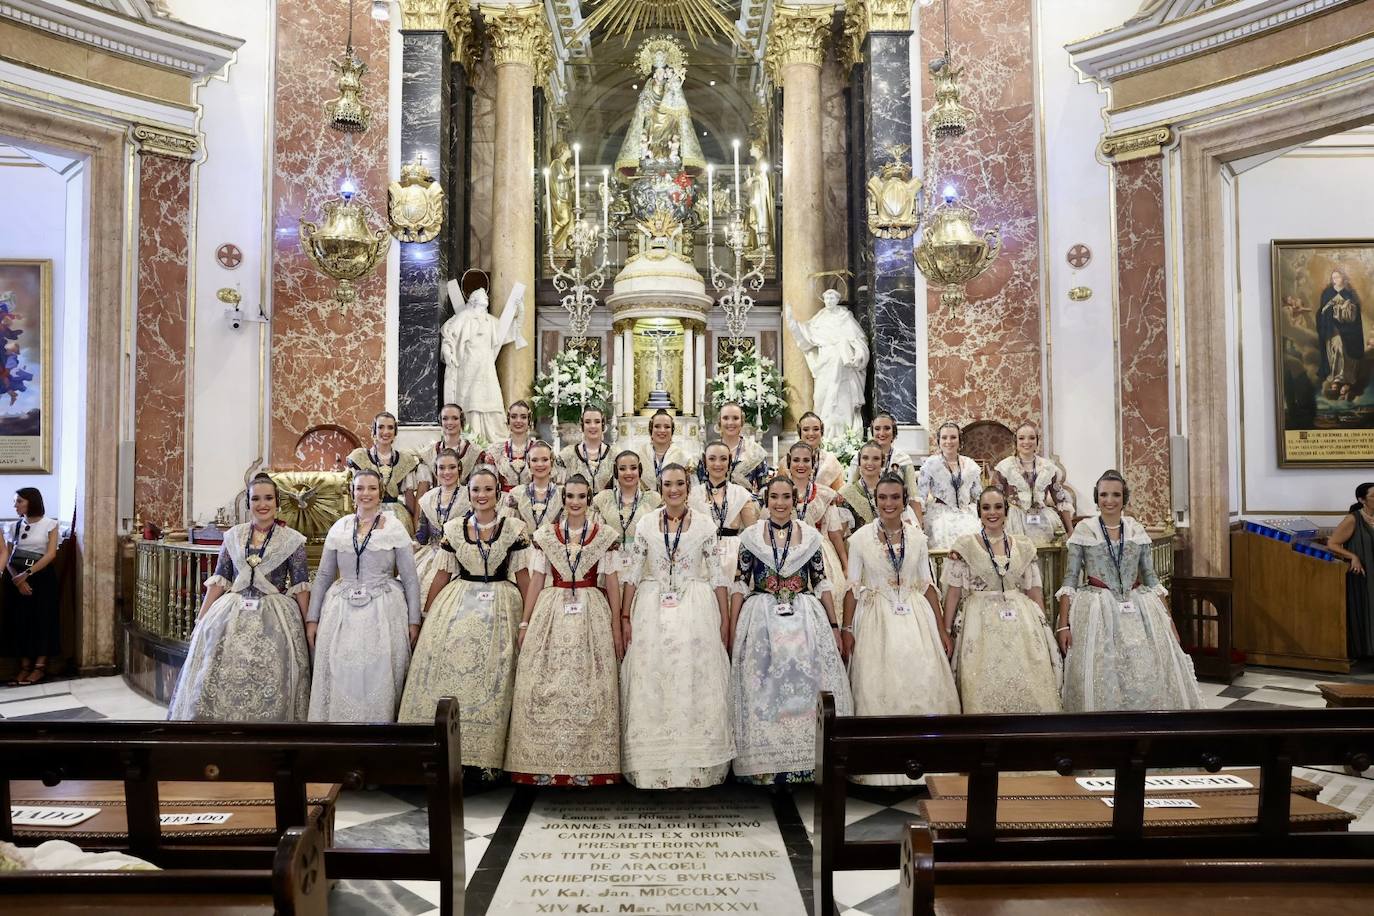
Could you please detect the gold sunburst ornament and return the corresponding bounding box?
[578,0,740,46]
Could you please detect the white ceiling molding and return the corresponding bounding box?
[1068,0,1354,84]
[0,0,242,78]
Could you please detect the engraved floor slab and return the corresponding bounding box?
[484,786,808,915]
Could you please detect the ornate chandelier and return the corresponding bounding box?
[543,143,611,342]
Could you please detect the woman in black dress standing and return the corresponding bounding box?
[2,488,60,685]
[1328,481,1374,658]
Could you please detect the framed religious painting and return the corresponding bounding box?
[0,259,53,473]
[1270,239,1374,468]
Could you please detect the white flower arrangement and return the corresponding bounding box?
[707,350,787,431]
[531,349,613,425]
[823,426,866,468]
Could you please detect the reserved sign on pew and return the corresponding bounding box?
[1076,774,1254,792]
[1101,798,1202,809]
[10,807,233,827]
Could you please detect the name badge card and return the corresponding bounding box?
[775,601,793,617]
[1119,600,1137,614]
[894,602,912,616]
[662,592,679,608]
[347,586,370,606]
[241,598,260,612]
[1026,512,1043,526]
[564,600,584,615]
[478,590,495,604]
[999,607,1017,622]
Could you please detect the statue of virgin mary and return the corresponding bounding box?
[614,37,706,177]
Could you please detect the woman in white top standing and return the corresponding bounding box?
[558,406,615,491]
[307,470,422,722]
[919,421,983,551]
[415,449,469,601]
[797,411,845,491]
[638,410,693,489]
[591,450,662,579]
[860,412,923,524]
[620,464,735,788]
[1,487,60,686]
[689,441,759,584]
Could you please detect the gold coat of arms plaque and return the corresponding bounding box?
[388,159,445,243]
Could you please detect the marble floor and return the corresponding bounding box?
[3,666,1373,915]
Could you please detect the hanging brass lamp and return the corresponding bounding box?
[913,189,1000,311]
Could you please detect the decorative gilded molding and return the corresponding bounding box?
[447,2,477,71]
[844,0,915,65]
[1100,125,1173,162]
[765,3,831,84]
[130,123,198,159]
[400,2,477,71]
[480,3,553,77]
[399,0,446,30]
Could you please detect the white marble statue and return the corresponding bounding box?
[784,290,869,435]
[440,280,527,442]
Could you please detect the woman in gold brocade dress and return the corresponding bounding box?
[637,410,694,489]
[426,402,481,484]
[942,487,1062,714]
[346,411,426,537]
[991,423,1075,547]
[506,441,563,531]
[505,475,622,785]
[414,449,468,603]
[701,402,770,493]
[591,451,662,579]
[557,407,616,491]
[797,411,845,491]
[399,467,531,783]
[484,400,536,491]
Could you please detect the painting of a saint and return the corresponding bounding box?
[1271,241,1374,467]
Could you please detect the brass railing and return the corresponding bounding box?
[130,540,220,642]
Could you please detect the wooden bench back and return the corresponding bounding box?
[0,698,462,915]
[814,694,1374,915]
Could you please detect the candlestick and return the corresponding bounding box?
[755,374,763,430]
[552,364,560,413]
[772,437,778,472]
[732,139,741,210]
[727,365,735,401]
[706,164,714,237]
[601,168,609,232]
[580,365,588,410]
[573,142,581,211]
[542,167,551,230]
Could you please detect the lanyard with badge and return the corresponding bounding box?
[767,520,795,616]
[241,522,276,610]
[561,517,588,615]
[369,449,398,495]
[470,511,500,610]
[347,514,380,607]
[981,528,1019,622]
[616,489,642,548]
[661,510,687,607]
[579,442,607,484]
[1020,456,1045,529]
[1100,517,1135,614]
[879,523,914,616]
[528,482,556,528]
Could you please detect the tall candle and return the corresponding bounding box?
[755,375,763,430]
[580,365,588,410]
[727,366,735,401]
[706,164,714,236]
[573,142,581,211]
[542,168,551,232]
[772,437,778,471]
[553,365,560,409]
[732,139,741,210]
[602,168,609,233]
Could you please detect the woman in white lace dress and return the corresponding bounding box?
[506,475,623,785]
[558,407,616,491]
[506,440,562,531]
[700,402,770,493]
[414,449,469,602]
[1056,470,1201,712]
[638,410,694,489]
[942,487,1061,714]
[400,467,531,783]
[591,451,662,579]
[169,474,311,721]
[731,477,853,785]
[425,402,481,484]
[862,412,922,525]
[307,470,421,722]
[484,400,536,491]
[797,411,845,491]
[621,464,735,788]
[689,441,759,585]
[991,423,1075,546]
[785,442,848,597]
[919,422,983,551]
[843,473,957,784]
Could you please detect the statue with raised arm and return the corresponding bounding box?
[784,289,869,435]
[440,275,528,441]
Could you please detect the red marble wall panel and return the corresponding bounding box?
[1114,156,1172,529]
[920,0,1042,432]
[133,153,192,527]
[270,0,389,466]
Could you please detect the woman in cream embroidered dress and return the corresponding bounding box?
[307,470,421,722]
[591,451,662,578]
[557,407,616,491]
[798,411,845,491]
[942,488,1062,714]
[637,410,694,489]
[346,411,426,537]
[506,475,623,785]
[506,441,563,531]
[427,402,481,484]
[1056,470,1201,712]
[701,402,770,492]
[838,440,884,534]
[620,465,735,789]
[731,477,853,785]
[170,474,311,721]
[484,400,536,491]
[919,422,983,551]
[415,449,469,602]
[842,473,957,784]
[785,442,849,597]
[991,423,1075,547]
[861,413,923,525]
[689,441,758,584]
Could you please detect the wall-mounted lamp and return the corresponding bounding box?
[371,0,389,21]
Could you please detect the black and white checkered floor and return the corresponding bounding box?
[4,667,1373,915]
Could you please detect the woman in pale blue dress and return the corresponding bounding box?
[1056,470,1200,712]
[307,470,422,722]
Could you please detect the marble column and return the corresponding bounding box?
[395,3,453,424]
[682,326,695,414]
[131,128,196,528]
[481,3,550,405]
[851,0,920,430]
[769,3,831,430]
[1105,129,1174,530]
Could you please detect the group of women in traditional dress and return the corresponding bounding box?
[166,400,1201,789]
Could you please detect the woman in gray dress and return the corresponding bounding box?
[169,474,311,721]
[307,469,422,722]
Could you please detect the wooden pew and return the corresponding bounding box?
[0,822,327,915]
[813,696,1374,916]
[0,698,463,915]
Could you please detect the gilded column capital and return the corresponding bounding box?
[1100,125,1173,163]
[843,0,914,70]
[765,3,832,85]
[400,2,477,71]
[130,124,198,160]
[399,0,446,29]
[480,3,553,77]
[447,2,477,71]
